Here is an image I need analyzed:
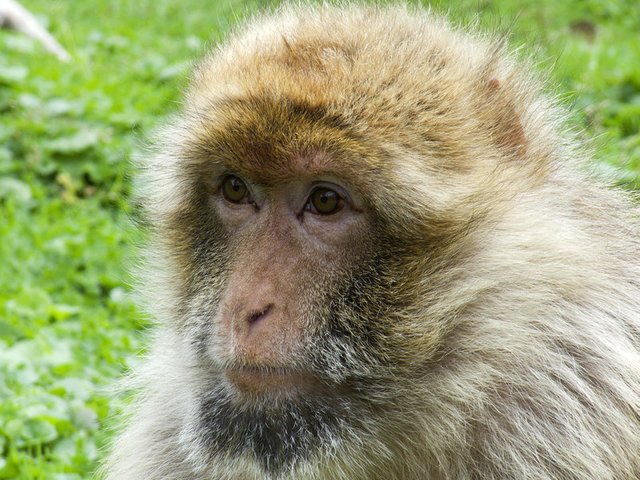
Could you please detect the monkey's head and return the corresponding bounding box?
[140,5,564,477]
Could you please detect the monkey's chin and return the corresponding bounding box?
[197,372,351,477]
[224,366,329,400]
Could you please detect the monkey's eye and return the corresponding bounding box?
[221,175,250,204]
[306,187,344,215]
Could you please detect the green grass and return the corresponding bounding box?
[1,0,639,478]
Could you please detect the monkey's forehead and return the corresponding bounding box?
[171,4,553,190]
[175,93,389,186]
[181,4,545,165]
[188,5,496,118]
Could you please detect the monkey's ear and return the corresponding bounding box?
[484,78,527,158]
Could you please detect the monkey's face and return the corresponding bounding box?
[150,96,441,475]
[144,13,517,472]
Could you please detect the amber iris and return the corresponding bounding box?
[221,176,248,203]
[310,188,342,214]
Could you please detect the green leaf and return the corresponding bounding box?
[0,321,23,342]
[0,66,28,84]
[44,99,86,117]
[0,178,32,204]
[47,304,81,322]
[44,130,101,155]
[0,456,18,479]
[20,418,59,446]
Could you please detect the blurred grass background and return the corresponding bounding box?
[0,0,639,478]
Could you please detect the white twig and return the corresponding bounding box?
[0,0,71,62]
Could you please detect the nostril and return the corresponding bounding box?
[247,304,273,327]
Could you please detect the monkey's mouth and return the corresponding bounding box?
[224,366,330,398]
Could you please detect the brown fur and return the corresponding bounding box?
[102,4,640,480]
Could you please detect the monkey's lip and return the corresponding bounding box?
[225,366,326,397]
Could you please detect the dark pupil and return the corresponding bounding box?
[223,176,246,202]
[312,188,339,214]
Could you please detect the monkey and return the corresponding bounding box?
[101,4,640,480]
